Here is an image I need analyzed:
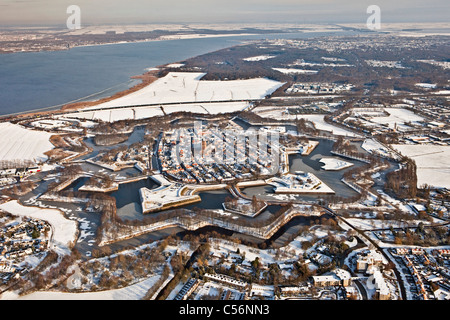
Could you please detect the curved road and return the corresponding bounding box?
[323,205,407,300]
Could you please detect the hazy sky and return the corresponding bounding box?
[0,0,449,26]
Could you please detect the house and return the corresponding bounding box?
[412,248,425,255]
[279,285,310,296]
[204,273,248,290]
[0,261,15,273]
[250,284,274,298]
[356,249,387,274]
[312,268,352,287]
[396,248,410,255]
[410,203,427,215]
[174,278,200,300]
[371,268,391,300]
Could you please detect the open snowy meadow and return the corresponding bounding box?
[84,72,283,110]
[391,144,450,189]
[0,122,54,163]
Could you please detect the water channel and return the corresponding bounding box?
[15,119,380,258]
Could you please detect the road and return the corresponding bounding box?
[322,205,407,300]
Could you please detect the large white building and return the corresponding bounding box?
[312,268,352,287]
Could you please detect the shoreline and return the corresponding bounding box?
[0,67,163,121]
[0,32,263,55]
[60,69,161,112]
[0,33,254,121]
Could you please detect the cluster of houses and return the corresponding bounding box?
[174,269,360,300]
[0,218,50,282]
[408,101,450,125]
[399,134,449,145]
[0,166,41,178]
[174,278,200,300]
[392,247,450,300]
[171,241,430,300]
[157,126,280,184]
[0,164,42,191]
[286,82,354,95]
[96,143,152,173]
[333,105,449,142]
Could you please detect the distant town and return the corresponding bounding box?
[0,24,449,301]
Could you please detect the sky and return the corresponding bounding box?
[0,0,449,26]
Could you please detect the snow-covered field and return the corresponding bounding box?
[64,107,165,122]
[391,144,450,188]
[63,101,251,122]
[319,157,353,171]
[291,60,353,68]
[433,90,450,95]
[272,67,318,74]
[417,59,450,70]
[83,72,283,110]
[367,107,424,130]
[362,138,398,159]
[346,218,409,230]
[251,109,361,137]
[251,106,296,120]
[0,200,77,256]
[162,102,251,115]
[0,122,54,163]
[5,274,161,300]
[158,33,256,41]
[296,114,362,137]
[243,55,276,62]
[415,83,437,89]
[365,60,405,69]
[165,63,185,68]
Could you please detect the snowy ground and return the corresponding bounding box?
[83,72,284,110]
[345,217,426,230]
[272,67,318,74]
[367,107,424,131]
[165,63,185,68]
[364,60,405,69]
[29,119,71,130]
[62,101,252,122]
[319,157,353,171]
[243,55,276,62]
[433,90,450,95]
[290,60,353,68]
[417,59,450,70]
[268,173,335,194]
[0,122,54,163]
[296,114,362,137]
[251,108,361,137]
[3,242,192,300]
[251,106,296,121]
[415,83,437,89]
[391,144,450,188]
[362,138,399,160]
[2,275,161,300]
